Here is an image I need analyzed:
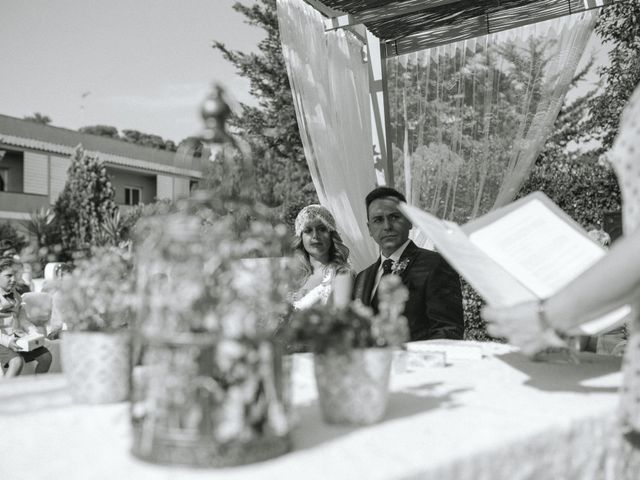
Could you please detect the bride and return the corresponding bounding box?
[290,204,353,310]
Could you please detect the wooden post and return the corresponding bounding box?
[366,29,394,188]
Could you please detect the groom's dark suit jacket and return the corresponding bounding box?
[354,241,464,341]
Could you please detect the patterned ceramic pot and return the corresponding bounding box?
[61,330,130,404]
[130,334,291,467]
[314,348,393,425]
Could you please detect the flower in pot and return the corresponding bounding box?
[130,192,295,468]
[56,246,133,404]
[283,275,409,425]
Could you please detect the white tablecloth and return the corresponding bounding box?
[1,341,638,479]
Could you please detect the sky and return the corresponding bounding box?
[0,1,610,146]
[0,0,264,143]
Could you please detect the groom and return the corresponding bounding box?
[354,187,464,341]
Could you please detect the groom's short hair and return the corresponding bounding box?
[365,187,407,218]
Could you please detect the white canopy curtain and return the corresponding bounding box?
[388,11,598,224]
[277,0,379,271]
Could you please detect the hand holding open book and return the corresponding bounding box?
[482,300,568,357]
[400,192,630,356]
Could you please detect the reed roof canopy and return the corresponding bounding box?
[312,0,617,55]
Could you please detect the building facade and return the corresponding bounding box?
[0,114,203,223]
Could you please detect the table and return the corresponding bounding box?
[1,341,638,479]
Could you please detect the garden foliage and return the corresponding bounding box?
[212,0,317,211]
[53,145,117,258]
[587,2,640,150]
[0,222,28,253]
[56,246,134,332]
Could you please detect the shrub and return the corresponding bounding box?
[462,280,493,342]
[518,154,621,228]
[462,153,621,341]
[52,145,117,259]
[0,222,28,254]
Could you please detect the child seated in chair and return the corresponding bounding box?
[0,258,52,378]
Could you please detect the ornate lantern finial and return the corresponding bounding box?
[198,84,255,201]
[200,83,233,150]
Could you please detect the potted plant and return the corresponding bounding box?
[130,192,294,468]
[283,275,409,425]
[56,246,133,403]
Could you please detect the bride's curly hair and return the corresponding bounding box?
[292,230,350,282]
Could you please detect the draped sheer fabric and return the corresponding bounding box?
[277,0,596,262]
[277,0,379,271]
[387,12,597,225]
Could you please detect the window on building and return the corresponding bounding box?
[0,169,7,192]
[124,186,141,206]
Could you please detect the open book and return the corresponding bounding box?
[399,192,630,336]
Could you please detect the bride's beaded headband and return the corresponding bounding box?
[294,205,337,237]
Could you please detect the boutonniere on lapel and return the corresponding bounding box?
[391,258,410,275]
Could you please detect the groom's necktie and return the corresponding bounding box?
[381,259,394,276]
[372,259,394,310]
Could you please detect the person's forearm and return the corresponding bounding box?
[546,229,640,331]
[0,331,13,348]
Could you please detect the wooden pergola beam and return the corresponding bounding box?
[324,0,461,31]
[385,0,615,56]
[315,0,619,56]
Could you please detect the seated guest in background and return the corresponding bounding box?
[0,240,31,294]
[0,239,15,258]
[0,258,52,378]
[483,82,640,447]
[290,204,353,310]
[354,187,464,341]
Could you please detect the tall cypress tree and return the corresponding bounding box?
[212,0,316,220]
[53,145,117,257]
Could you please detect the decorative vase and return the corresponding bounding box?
[130,333,291,467]
[61,330,130,403]
[130,142,293,467]
[314,348,393,425]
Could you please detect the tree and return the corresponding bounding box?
[78,125,179,152]
[177,136,204,158]
[79,125,120,139]
[212,0,316,212]
[0,222,28,253]
[534,56,598,166]
[388,35,566,223]
[23,113,52,125]
[53,145,118,258]
[122,129,171,150]
[586,2,640,150]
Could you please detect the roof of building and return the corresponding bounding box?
[317,0,614,55]
[0,114,203,178]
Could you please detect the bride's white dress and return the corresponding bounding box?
[291,268,335,310]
